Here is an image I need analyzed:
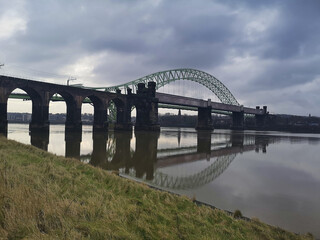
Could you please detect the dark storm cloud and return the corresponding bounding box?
[144,4,237,68]
[78,0,239,69]
[243,57,320,92]
[260,1,320,60]
[1,0,320,115]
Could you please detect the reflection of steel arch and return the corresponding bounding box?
[121,154,236,190]
[98,69,239,106]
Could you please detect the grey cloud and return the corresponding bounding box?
[260,1,320,60]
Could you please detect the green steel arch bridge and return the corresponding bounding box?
[93,68,239,106]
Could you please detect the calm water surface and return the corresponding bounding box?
[6,123,320,237]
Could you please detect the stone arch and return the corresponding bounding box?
[107,96,132,130]
[8,86,47,131]
[82,94,108,131]
[7,86,42,103]
[48,91,79,129]
[107,97,126,123]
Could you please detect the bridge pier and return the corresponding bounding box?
[134,82,160,131]
[65,104,82,132]
[29,104,50,133]
[114,105,132,131]
[30,130,49,151]
[0,102,8,136]
[255,106,268,130]
[0,80,10,135]
[196,106,214,131]
[93,108,108,132]
[112,89,133,131]
[232,110,244,130]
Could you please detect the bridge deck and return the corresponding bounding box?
[156,92,264,115]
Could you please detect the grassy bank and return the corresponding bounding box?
[0,137,313,239]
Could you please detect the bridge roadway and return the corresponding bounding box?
[9,92,265,115]
[156,92,265,115]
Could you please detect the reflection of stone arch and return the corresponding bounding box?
[120,154,236,190]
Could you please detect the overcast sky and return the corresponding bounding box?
[1,0,320,116]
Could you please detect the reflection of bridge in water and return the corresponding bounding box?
[29,129,282,190]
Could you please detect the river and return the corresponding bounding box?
[6,123,320,237]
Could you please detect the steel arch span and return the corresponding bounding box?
[98,69,239,106]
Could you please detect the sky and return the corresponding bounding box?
[1,0,320,116]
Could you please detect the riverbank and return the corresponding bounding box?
[0,137,313,239]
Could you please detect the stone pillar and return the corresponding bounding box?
[132,131,159,180]
[65,102,82,132]
[255,106,268,130]
[0,101,8,136]
[29,103,49,134]
[0,81,9,135]
[93,107,108,132]
[255,115,266,129]
[65,130,82,159]
[232,111,244,130]
[134,82,160,131]
[112,89,133,131]
[196,107,213,131]
[30,130,49,151]
[114,104,132,131]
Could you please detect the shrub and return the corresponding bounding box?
[233,210,243,219]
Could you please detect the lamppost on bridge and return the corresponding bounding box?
[67,76,76,86]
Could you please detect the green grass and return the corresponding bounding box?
[0,136,314,239]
